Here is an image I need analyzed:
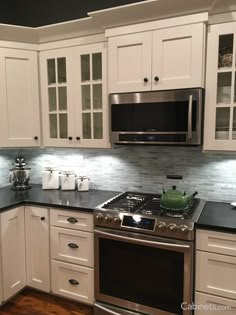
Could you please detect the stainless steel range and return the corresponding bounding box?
[94,192,206,315]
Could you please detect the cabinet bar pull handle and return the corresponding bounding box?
[68,243,79,249]
[187,95,193,139]
[67,217,78,224]
[68,279,79,285]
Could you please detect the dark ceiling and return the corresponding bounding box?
[0,0,144,27]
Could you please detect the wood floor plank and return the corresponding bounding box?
[0,288,93,315]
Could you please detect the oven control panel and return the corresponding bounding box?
[94,210,194,241]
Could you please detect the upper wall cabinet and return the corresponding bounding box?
[40,43,109,148]
[204,22,236,151]
[0,48,41,147]
[107,23,205,93]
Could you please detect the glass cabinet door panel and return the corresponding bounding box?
[82,85,91,110]
[48,87,57,111]
[93,84,102,109]
[81,55,90,82]
[82,113,91,139]
[217,72,232,103]
[92,53,102,80]
[57,57,66,83]
[59,113,68,138]
[47,59,56,84]
[58,86,67,110]
[49,114,58,138]
[93,112,103,139]
[215,107,230,140]
[218,34,233,68]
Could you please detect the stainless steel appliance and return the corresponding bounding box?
[110,88,204,145]
[9,156,31,191]
[94,192,206,315]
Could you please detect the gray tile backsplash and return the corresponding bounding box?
[2,146,236,202]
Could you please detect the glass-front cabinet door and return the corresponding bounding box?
[204,22,236,151]
[40,48,74,147]
[75,43,109,148]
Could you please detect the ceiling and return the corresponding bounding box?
[0,0,144,27]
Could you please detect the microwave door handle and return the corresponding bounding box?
[188,94,193,139]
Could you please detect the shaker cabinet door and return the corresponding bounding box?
[25,206,50,292]
[152,23,205,90]
[108,32,152,93]
[0,48,40,147]
[1,207,26,301]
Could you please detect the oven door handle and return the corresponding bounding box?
[94,229,191,250]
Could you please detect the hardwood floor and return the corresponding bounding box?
[0,288,94,315]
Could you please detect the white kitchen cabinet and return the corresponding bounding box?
[195,229,236,313]
[1,207,26,301]
[25,206,50,292]
[108,23,205,93]
[0,48,40,147]
[204,22,236,151]
[40,42,109,148]
[50,209,94,304]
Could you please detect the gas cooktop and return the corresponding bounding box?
[95,191,206,241]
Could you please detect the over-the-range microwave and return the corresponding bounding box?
[110,88,204,145]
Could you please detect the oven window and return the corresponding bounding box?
[99,238,184,315]
[111,102,197,132]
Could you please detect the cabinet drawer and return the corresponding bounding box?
[51,226,94,267]
[196,251,236,300]
[51,260,94,304]
[50,209,93,232]
[196,229,236,256]
[195,292,236,315]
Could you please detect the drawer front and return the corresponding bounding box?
[51,260,94,304]
[196,229,236,256]
[196,251,236,300]
[195,292,236,315]
[50,209,93,232]
[51,226,94,267]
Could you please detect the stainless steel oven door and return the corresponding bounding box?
[94,228,193,315]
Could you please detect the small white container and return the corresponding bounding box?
[60,171,76,191]
[77,176,89,191]
[42,167,60,190]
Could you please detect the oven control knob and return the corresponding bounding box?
[104,215,112,223]
[95,213,104,222]
[157,222,166,231]
[113,217,121,225]
[168,224,177,233]
[179,225,189,234]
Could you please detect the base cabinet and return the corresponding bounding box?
[25,206,50,292]
[195,229,236,314]
[1,207,26,301]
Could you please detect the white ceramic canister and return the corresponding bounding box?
[77,176,89,191]
[42,167,60,190]
[60,171,76,190]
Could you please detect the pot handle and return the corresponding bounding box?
[166,175,183,180]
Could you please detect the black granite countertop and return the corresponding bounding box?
[196,201,236,233]
[0,184,120,213]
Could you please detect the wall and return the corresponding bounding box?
[2,146,236,203]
